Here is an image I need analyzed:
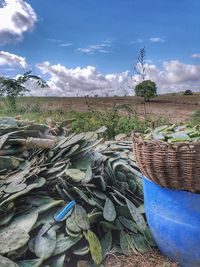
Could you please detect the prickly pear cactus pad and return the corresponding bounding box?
[0,117,155,266]
[140,124,200,143]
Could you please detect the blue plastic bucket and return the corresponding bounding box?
[142,176,200,267]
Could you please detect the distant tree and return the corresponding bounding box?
[133,48,157,118]
[184,89,193,95]
[0,71,48,110]
[135,80,157,101]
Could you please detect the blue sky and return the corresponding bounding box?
[0,0,200,96]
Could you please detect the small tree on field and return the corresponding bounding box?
[184,89,193,95]
[0,71,48,110]
[133,47,157,117]
[135,80,157,101]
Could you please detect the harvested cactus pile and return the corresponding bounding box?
[142,124,200,142]
[0,118,154,267]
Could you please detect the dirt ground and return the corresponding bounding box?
[19,94,200,123]
[105,249,179,267]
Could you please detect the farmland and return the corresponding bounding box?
[0,93,196,266]
[1,93,200,125]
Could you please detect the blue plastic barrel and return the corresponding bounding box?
[142,176,200,267]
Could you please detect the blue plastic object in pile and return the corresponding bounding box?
[142,176,200,267]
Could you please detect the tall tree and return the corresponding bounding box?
[134,47,146,81]
[0,71,48,110]
[133,47,157,117]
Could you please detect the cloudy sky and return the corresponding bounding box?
[0,0,200,96]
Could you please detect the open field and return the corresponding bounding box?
[3,93,200,123]
[0,95,190,266]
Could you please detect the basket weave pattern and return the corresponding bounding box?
[132,134,200,192]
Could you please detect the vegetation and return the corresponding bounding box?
[0,71,48,111]
[184,89,193,95]
[134,47,146,81]
[133,47,157,118]
[0,118,155,266]
[190,110,200,126]
[135,80,157,102]
[0,97,169,139]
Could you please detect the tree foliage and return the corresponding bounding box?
[184,89,193,95]
[135,80,157,101]
[0,71,48,110]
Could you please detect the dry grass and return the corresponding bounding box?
[13,93,200,123]
[104,249,179,267]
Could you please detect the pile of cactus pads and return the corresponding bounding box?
[0,117,155,267]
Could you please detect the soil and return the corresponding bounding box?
[104,249,179,267]
[19,94,200,123]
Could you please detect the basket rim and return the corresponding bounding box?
[132,131,200,150]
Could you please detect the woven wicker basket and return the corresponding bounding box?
[132,133,200,192]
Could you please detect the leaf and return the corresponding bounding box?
[103,198,116,222]
[89,212,102,224]
[131,234,150,253]
[72,243,89,256]
[4,182,27,193]
[0,183,38,207]
[45,254,66,267]
[118,216,138,233]
[126,198,146,231]
[34,226,57,260]
[143,227,156,247]
[120,230,131,256]
[65,168,85,182]
[77,260,91,267]
[0,255,19,267]
[52,235,82,256]
[65,226,82,237]
[0,210,15,226]
[33,200,64,214]
[81,166,93,184]
[66,212,81,233]
[100,221,118,232]
[74,187,96,206]
[74,204,90,231]
[0,134,9,149]
[0,227,29,254]
[84,230,102,265]
[0,156,21,170]
[101,231,112,260]
[17,259,43,267]
[9,211,38,233]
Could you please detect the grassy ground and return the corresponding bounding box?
[1,93,200,122]
[0,94,190,265]
[0,94,200,138]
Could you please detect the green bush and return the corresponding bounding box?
[71,105,169,139]
[135,80,157,101]
[190,110,200,126]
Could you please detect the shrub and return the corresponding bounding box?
[135,80,157,102]
[184,90,193,95]
[190,110,200,126]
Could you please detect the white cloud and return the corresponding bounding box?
[191,53,200,59]
[33,62,133,96]
[133,60,200,93]
[59,43,72,47]
[47,38,61,43]
[0,51,28,68]
[0,0,37,45]
[149,37,165,43]
[26,60,199,96]
[77,40,112,54]
[131,38,143,44]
